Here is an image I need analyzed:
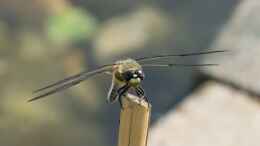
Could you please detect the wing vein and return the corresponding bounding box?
[142,63,218,67]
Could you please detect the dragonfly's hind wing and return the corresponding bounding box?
[136,50,227,62]
[29,65,112,102]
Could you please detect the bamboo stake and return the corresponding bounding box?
[117,94,151,146]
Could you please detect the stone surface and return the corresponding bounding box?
[201,0,260,95]
[148,81,260,146]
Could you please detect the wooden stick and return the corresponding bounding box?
[117,94,151,146]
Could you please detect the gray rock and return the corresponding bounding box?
[201,0,260,95]
[149,81,260,146]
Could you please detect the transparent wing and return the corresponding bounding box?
[136,50,227,62]
[28,65,112,102]
[142,63,218,67]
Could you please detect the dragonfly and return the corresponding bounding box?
[28,50,226,108]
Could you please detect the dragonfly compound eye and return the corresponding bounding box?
[122,71,134,81]
[136,70,144,80]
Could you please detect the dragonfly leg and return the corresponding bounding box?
[135,86,149,103]
[118,84,130,109]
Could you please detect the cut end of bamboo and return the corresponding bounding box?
[117,94,151,146]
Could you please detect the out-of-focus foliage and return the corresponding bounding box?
[0,22,9,51]
[94,6,172,58]
[47,7,97,44]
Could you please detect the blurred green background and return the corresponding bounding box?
[0,0,238,146]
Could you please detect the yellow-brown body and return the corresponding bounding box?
[107,59,144,103]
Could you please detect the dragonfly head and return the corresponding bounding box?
[122,69,144,86]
